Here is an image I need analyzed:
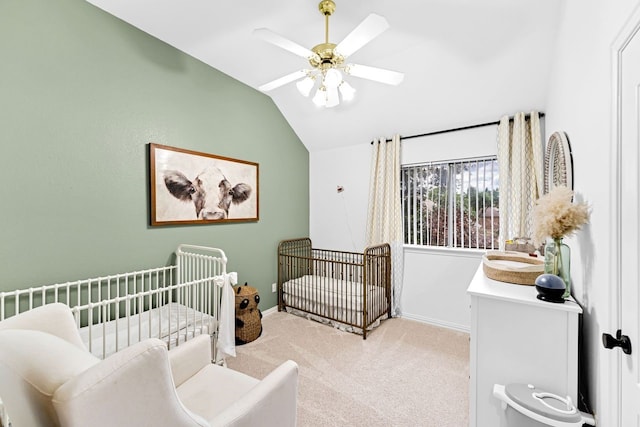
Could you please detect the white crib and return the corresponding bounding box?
[0,244,231,359]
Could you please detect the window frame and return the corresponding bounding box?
[401,155,499,251]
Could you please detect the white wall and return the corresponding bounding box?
[545,1,638,424]
[310,144,370,252]
[402,247,481,331]
[401,124,499,163]
[310,125,500,332]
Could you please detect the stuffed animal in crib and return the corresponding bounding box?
[234,282,263,345]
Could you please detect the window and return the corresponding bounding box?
[401,156,499,249]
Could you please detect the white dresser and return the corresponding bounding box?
[467,263,582,427]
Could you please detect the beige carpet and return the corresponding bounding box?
[226,312,470,427]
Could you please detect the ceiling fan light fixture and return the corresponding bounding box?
[312,87,327,107]
[326,86,340,108]
[338,80,356,101]
[323,68,342,89]
[296,76,315,97]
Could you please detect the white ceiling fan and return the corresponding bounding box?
[253,0,404,108]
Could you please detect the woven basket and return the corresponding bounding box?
[234,284,262,344]
[236,314,262,343]
[482,251,544,286]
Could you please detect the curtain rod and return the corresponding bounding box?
[371,112,545,144]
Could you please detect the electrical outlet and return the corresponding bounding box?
[272,283,277,293]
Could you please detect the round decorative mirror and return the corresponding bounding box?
[544,131,573,193]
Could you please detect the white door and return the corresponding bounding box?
[615,7,640,425]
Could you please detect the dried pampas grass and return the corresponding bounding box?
[532,186,590,246]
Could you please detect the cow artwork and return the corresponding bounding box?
[163,167,252,220]
[149,143,258,225]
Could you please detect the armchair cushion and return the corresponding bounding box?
[52,338,209,427]
[170,335,299,427]
[176,363,259,421]
[208,360,298,427]
[0,303,86,349]
[0,329,99,427]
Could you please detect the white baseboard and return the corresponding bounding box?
[262,305,278,317]
[400,313,470,333]
[262,305,469,333]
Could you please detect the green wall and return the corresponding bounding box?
[0,0,309,309]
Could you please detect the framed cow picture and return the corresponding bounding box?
[149,143,259,225]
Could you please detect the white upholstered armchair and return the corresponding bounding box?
[0,303,298,427]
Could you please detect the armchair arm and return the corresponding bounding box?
[169,334,212,387]
[210,360,299,427]
[52,339,209,427]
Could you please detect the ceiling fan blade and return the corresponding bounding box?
[347,64,404,86]
[253,28,318,60]
[335,14,390,58]
[258,70,307,92]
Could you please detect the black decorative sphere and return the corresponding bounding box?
[534,273,566,303]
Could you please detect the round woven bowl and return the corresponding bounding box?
[482,251,544,285]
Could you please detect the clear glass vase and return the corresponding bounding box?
[543,237,571,299]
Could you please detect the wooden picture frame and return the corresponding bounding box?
[149,143,259,225]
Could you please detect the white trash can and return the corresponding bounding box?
[493,383,596,427]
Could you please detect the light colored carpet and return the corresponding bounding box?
[226,312,470,427]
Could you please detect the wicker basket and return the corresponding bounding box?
[234,284,262,344]
[482,251,544,286]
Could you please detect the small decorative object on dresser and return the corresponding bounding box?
[504,237,536,254]
[543,237,572,296]
[482,251,544,285]
[532,186,590,298]
[534,273,566,303]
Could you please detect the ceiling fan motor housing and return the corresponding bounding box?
[309,43,344,70]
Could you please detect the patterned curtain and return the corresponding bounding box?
[366,134,404,316]
[497,111,544,250]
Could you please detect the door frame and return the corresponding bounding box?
[609,4,640,426]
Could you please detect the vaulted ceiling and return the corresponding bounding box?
[86,0,563,152]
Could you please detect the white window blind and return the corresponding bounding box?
[401,156,499,249]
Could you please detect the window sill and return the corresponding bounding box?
[403,244,487,258]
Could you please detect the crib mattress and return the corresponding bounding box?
[282,275,388,326]
[79,303,214,358]
[282,275,384,307]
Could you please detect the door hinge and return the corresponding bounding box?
[602,329,632,355]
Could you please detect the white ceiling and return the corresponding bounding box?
[86,0,563,152]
